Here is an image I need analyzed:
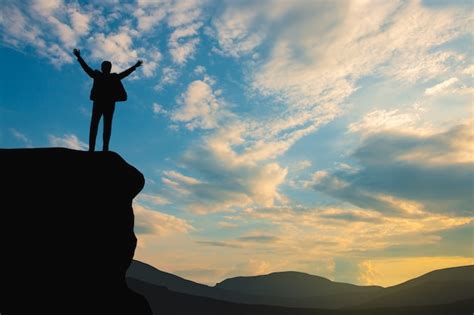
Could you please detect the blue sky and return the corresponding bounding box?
[1,0,473,286]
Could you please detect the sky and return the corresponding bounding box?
[1,0,473,287]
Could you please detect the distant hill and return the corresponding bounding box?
[216,271,383,298]
[127,260,309,307]
[354,265,474,309]
[215,271,384,308]
[127,260,218,297]
[127,277,474,315]
[127,260,383,309]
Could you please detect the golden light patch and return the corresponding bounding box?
[358,256,474,287]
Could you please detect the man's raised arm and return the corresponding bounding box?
[118,60,143,80]
[73,49,95,78]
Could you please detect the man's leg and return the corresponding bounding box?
[102,102,116,151]
[89,102,102,152]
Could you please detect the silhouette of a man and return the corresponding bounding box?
[73,48,142,152]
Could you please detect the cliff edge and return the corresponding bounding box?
[0,148,152,314]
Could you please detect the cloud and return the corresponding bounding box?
[237,235,279,243]
[169,37,200,65]
[155,66,180,90]
[197,234,283,252]
[0,4,72,66]
[196,240,242,249]
[311,122,474,216]
[163,170,201,186]
[292,160,312,172]
[48,134,87,150]
[463,65,474,77]
[0,1,164,73]
[0,2,143,68]
[166,0,204,28]
[152,103,168,115]
[166,0,204,64]
[134,6,166,32]
[217,221,238,228]
[194,65,206,75]
[134,203,194,236]
[240,205,472,267]
[140,47,162,77]
[170,22,202,42]
[424,77,459,96]
[0,5,40,46]
[347,106,431,136]
[171,80,226,130]
[87,30,138,72]
[10,128,32,147]
[176,137,288,213]
[68,8,90,35]
[31,0,62,14]
[30,0,92,49]
[211,5,264,57]
[245,0,469,146]
[357,261,382,286]
[317,209,383,223]
[137,193,170,206]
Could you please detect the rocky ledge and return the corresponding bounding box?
[0,148,151,314]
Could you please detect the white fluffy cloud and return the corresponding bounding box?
[135,0,205,64]
[134,203,194,236]
[155,66,180,90]
[0,3,75,65]
[30,0,91,49]
[69,8,90,35]
[134,6,166,32]
[347,105,434,136]
[152,102,167,115]
[171,80,225,130]
[212,6,264,57]
[425,77,460,96]
[170,37,200,65]
[0,1,175,72]
[88,30,139,72]
[161,124,289,213]
[168,12,202,65]
[248,0,469,143]
[48,134,87,150]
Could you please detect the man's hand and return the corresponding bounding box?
[135,60,143,68]
[73,48,81,58]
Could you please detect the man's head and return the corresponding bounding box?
[101,61,112,74]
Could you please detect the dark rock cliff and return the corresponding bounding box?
[0,148,152,314]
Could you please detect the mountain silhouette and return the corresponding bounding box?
[127,260,379,308]
[127,260,474,313]
[0,148,151,314]
[127,272,474,315]
[353,265,474,309]
[216,271,383,308]
[127,260,303,306]
[127,260,219,297]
